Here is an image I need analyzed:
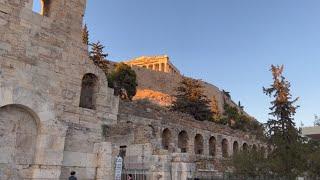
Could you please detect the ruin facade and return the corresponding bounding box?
[0,0,264,179]
[125,55,180,75]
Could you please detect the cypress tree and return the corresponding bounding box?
[82,24,89,45]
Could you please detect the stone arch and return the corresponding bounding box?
[252,144,257,152]
[243,143,248,152]
[32,0,51,16]
[233,141,239,154]
[209,136,216,156]
[79,73,99,110]
[261,146,266,157]
[161,128,172,150]
[0,104,39,179]
[222,138,229,158]
[178,130,188,153]
[194,134,204,155]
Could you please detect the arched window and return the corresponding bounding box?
[161,128,171,150]
[194,134,204,155]
[79,73,98,109]
[32,0,51,16]
[261,146,266,157]
[252,144,257,152]
[243,143,248,152]
[233,141,239,155]
[0,105,38,178]
[178,131,188,153]
[222,139,229,158]
[209,136,216,156]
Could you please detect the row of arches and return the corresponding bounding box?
[161,128,265,158]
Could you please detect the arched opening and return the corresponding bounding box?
[194,134,204,155]
[243,143,248,152]
[209,136,216,156]
[233,141,239,155]
[267,145,272,154]
[178,131,188,153]
[0,105,38,178]
[222,139,229,158]
[32,0,50,16]
[161,128,172,150]
[79,73,98,110]
[252,144,257,152]
[261,146,266,157]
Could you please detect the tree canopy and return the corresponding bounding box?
[108,63,138,101]
[172,77,213,121]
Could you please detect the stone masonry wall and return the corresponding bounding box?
[105,100,266,178]
[0,0,118,179]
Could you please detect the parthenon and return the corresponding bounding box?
[125,55,180,75]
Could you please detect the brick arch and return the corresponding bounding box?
[252,144,258,152]
[194,134,204,155]
[79,73,99,109]
[242,142,248,152]
[0,104,39,179]
[0,85,68,179]
[162,128,172,150]
[178,130,189,153]
[209,136,216,156]
[222,138,229,158]
[233,141,239,154]
[261,146,266,157]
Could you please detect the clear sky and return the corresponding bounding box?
[40,0,320,126]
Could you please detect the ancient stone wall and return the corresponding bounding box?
[0,0,118,179]
[0,1,262,179]
[104,100,266,179]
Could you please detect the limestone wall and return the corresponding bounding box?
[104,100,266,178]
[0,0,118,179]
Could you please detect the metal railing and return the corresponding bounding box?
[121,169,148,180]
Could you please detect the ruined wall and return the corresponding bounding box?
[105,100,266,179]
[0,0,118,179]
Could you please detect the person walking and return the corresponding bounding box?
[127,174,133,180]
[68,171,77,180]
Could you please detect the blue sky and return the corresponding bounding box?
[36,0,320,126]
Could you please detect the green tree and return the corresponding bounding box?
[263,65,304,178]
[89,41,108,74]
[108,63,138,101]
[82,24,89,45]
[172,77,213,121]
[231,148,268,178]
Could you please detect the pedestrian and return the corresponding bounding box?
[127,174,133,180]
[68,171,77,180]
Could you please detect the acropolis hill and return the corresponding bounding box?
[0,1,264,179]
[121,55,237,114]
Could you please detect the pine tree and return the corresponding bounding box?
[89,41,108,73]
[82,24,89,45]
[172,77,213,121]
[263,65,303,177]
